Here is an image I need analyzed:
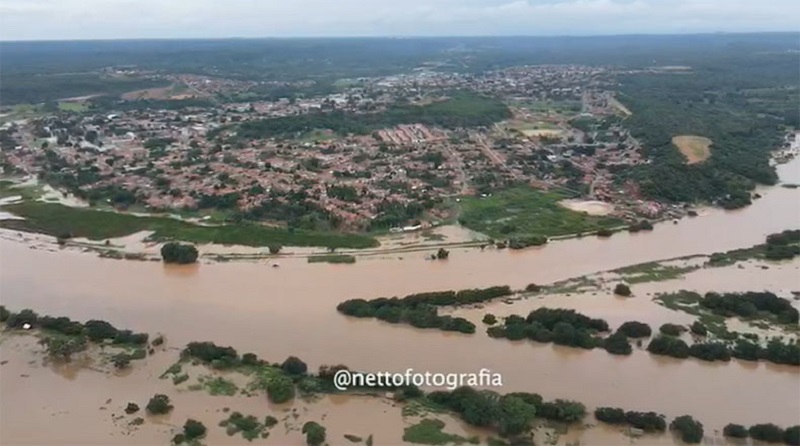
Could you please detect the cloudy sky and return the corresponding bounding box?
[1,0,797,41]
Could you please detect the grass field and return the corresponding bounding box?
[671,135,712,164]
[0,201,379,249]
[458,187,623,239]
[307,254,357,264]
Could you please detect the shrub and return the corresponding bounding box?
[160,242,199,264]
[594,407,626,424]
[268,245,282,254]
[125,403,139,414]
[647,336,690,359]
[538,399,586,423]
[183,341,238,365]
[617,321,651,338]
[625,411,666,432]
[302,421,326,446]
[435,248,450,260]
[525,283,541,293]
[266,375,295,403]
[688,342,731,362]
[722,423,748,438]
[146,394,173,415]
[614,283,632,296]
[603,333,632,355]
[690,321,708,336]
[172,433,186,444]
[748,424,784,443]
[183,419,207,440]
[670,415,703,444]
[281,356,308,375]
[482,314,497,325]
[596,228,614,237]
[242,353,259,366]
[0,305,9,322]
[659,323,684,336]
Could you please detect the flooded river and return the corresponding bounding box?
[1,158,799,443]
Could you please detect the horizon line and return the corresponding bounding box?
[2,30,798,44]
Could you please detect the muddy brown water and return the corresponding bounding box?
[1,159,799,444]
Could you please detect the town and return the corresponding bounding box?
[1,64,682,233]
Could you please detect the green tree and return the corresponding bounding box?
[302,421,327,446]
[722,424,748,438]
[281,356,308,375]
[497,395,536,436]
[160,242,199,264]
[146,394,173,415]
[670,415,703,444]
[183,419,207,440]
[40,335,88,361]
[614,283,632,296]
[266,375,295,403]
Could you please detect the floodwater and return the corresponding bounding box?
[1,158,799,444]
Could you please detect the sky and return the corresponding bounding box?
[1,0,798,41]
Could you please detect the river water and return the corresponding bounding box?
[1,158,799,443]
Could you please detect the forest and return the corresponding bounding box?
[617,48,798,206]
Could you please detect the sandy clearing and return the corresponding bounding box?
[672,135,712,164]
[558,199,615,216]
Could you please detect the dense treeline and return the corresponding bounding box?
[0,306,149,365]
[617,50,797,207]
[232,93,510,139]
[764,229,800,260]
[337,286,512,334]
[487,309,614,351]
[723,423,800,445]
[701,291,799,324]
[647,335,800,366]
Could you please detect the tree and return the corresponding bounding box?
[749,424,784,443]
[722,423,748,438]
[302,421,326,446]
[281,356,308,375]
[670,415,703,444]
[435,248,450,260]
[614,283,632,296]
[603,333,632,355]
[183,419,207,440]
[124,403,139,414]
[483,314,497,325]
[785,425,800,446]
[617,321,651,337]
[659,323,683,336]
[268,245,282,254]
[0,305,10,322]
[84,319,118,342]
[160,242,199,264]
[146,394,173,415]
[497,395,536,436]
[690,321,708,336]
[594,407,626,424]
[266,375,295,403]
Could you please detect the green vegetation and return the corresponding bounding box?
[612,261,698,284]
[458,187,622,239]
[230,93,511,139]
[160,242,199,264]
[57,101,89,112]
[125,403,139,414]
[656,289,799,330]
[146,394,173,415]
[1,306,149,364]
[616,321,652,338]
[402,419,476,445]
[709,230,800,266]
[0,72,169,105]
[181,419,207,442]
[723,424,749,439]
[199,375,238,396]
[0,201,379,249]
[219,412,275,441]
[617,50,797,208]
[613,284,631,296]
[487,308,610,351]
[594,408,667,432]
[302,421,327,446]
[337,286,512,334]
[307,254,356,264]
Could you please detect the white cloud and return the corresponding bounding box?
[0,0,797,40]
